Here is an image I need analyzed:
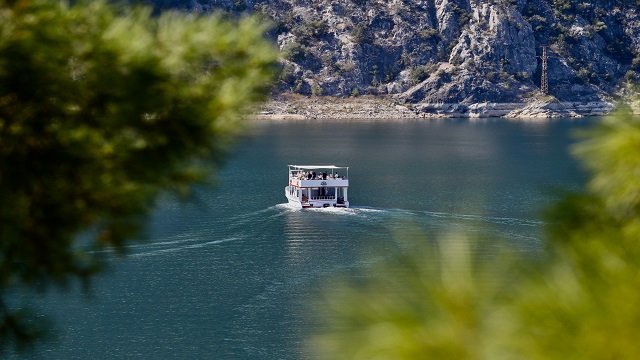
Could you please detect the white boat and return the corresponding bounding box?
[285,165,349,208]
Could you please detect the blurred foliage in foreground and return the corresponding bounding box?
[0,0,276,352]
[311,113,640,359]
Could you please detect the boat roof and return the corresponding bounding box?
[288,165,347,170]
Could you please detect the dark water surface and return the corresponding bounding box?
[25,118,595,359]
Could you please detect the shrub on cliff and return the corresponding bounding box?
[293,19,329,44]
[351,23,373,44]
[282,42,308,62]
[410,64,438,84]
[632,57,640,71]
[419,28,441,41]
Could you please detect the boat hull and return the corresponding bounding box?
[285,187,349,208]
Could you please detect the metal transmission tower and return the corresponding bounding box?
[539,46,549,95]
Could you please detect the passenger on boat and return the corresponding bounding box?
[322,172,327,180]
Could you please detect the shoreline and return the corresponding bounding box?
[254,95,639,120]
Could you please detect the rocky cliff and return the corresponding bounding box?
[153,0,640,108]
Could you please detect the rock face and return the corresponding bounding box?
[154,0,640,106]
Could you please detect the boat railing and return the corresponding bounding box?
[310,196,335,200]
[290,176,348,181]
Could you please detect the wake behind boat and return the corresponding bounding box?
[285,165,349,208]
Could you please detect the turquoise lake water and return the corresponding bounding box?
[21,117,595,359]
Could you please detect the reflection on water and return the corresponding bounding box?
[25,118,595,360]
